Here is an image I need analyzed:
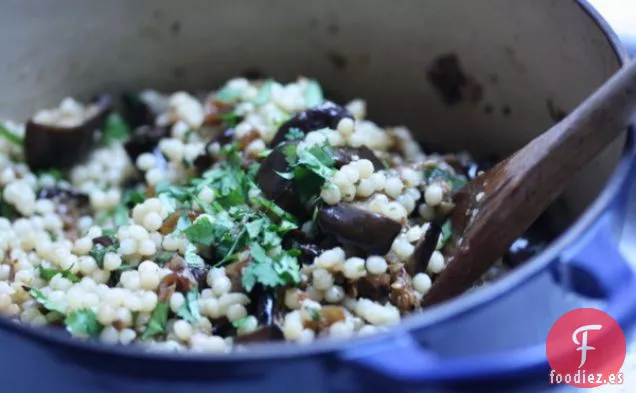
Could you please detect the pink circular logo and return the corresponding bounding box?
[546,308,626,388]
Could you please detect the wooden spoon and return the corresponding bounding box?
[420,60,636,307]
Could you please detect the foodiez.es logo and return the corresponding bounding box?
[546,308,626,388]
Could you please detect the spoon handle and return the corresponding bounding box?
[422,60,636,307]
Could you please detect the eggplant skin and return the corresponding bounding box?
[269,101,353,146]
[332,146,385,171]
[24,95,112,171]
[317,204,402,255]
[255,140,310,220]
[123,125,170,165]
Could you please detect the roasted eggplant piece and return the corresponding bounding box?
[25,95,112,171]
[317,204,402,255]
[255,141,309,219]
[355,273,391,302]
[282,230,323,265]
[407,219,443,276]
[331,146,385,170]
[234,325,284,344]
[123,125,170,164]
[122,92,156,129]
[235,285,285,344]
[269,101,353,146]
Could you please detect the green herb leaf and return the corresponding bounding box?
[155,251,174,264]
[424,167,467,192]
[102,113,130,145]
[308,307,321,322]
[29,288,66,314]
[439,220,452,249]
[176,289,202,324]
[282,143,298,165]
[247,163,262,180]
[253,196,298,225]
[245,218,266,239]
[37,169,64,182]
[184,216,216,246]
[141,302,169,340]
[252,80,274,106]
[122,189,145,206]
[215,84,243,103]
[155,182,192,202]
[304,79,324,108]
[0,123,23,146]
[113,204,129,227]
[232,317,250,329]
[218,112,241,128]
[257,149,272,158]
[38,265,80,283]
[297,145,336,180]
[65,309,103,337]
[184,243,205,268]
[242,244,300,292]
[285,128,305,141]
[89,241,119,268]
[158,193,177,215]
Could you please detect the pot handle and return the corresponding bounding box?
[340,212,636,383]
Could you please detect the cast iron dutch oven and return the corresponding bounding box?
[0,0,635,392]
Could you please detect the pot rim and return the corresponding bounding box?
[0,0,632,365]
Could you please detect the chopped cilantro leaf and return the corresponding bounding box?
[155,182,192,202]
[297,145,336,180]
[285,128,305,141]
[65,309,103,337]
[282,143,298,165]
[218,112,241,128]
[38,265,80,283]
[0,123,23,146]
[102,113,130,145]
[257,149,272,158]
[37,169,64,182]
[113,204,129,227]
[184,217,216,246]
[158,193,177,215]
[215,84,243,103]
[141,302,169,340]
[304,79,324,107]
[155,251,174,264]
[232,317,250,329]
[184,244,205,268]
[424,167,467,192]
[245,218,266,239]
[252,80,274,106]
[308,308,321,322]
[102,228,117,237]
[439,220,453,249]
[122,189,145,206]
[176,289,202,324]
[89,241,119,268]
[247,163,261,180]
[242,244,300,292]
[29,288,66,314]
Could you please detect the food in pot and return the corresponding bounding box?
[0,77,547,353]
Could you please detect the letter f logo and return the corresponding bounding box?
[572,324,602,368]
